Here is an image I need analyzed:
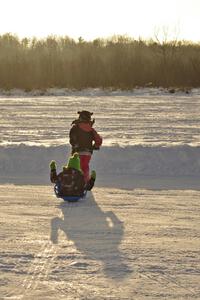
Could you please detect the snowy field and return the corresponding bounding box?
[0,88,200,299]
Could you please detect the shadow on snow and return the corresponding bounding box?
[50,192,132,280]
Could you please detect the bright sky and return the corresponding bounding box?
[0,0,200,42]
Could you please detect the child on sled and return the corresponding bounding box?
[50,153,96,197]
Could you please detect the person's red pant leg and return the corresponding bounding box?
[79,155,91,183]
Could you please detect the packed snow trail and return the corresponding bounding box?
[0,185,200,300]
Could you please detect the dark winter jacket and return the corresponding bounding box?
[69,121,102,154]
[50,167,95,196]
[50,167,85,196]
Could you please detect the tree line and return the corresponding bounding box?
[0,33,200,90]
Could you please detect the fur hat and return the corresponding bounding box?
[66,153,82,172]
[78,110,93,121]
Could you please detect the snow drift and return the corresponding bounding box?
[1,144,200,185]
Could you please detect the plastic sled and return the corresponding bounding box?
[54,183,87,202]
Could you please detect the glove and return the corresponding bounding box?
[73,144,79,151]
[50,160,56,171]
[93,145,100,150]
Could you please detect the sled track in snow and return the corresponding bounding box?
[2,200,81,300]
[138,269,197,297]
[2,241,57,300]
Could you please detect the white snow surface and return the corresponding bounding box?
[1,144,200,189]
[1,87,200,148]
[1,88,200,186]
[1,186,200,299]
[1,89,200,299]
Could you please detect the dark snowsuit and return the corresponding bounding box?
[50,167,95,197]
[69,120,102,182]
[50,167,85,196]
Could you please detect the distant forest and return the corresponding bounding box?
[0,33,200,90]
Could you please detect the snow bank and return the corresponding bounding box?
[1,87,200,98]
[1,144,200,184]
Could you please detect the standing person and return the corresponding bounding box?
[69,111,102,184]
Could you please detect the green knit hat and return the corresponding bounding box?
[66,153,82,172]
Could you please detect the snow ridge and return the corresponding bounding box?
[1,144,200,180]
[1,87,200,97]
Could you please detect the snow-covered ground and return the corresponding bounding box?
[1,87,200,147]
[1,185,200,300]
[0,89,200,299]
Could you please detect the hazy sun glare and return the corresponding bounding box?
[0,0,200,41]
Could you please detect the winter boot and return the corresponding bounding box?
[86,170,96,191]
